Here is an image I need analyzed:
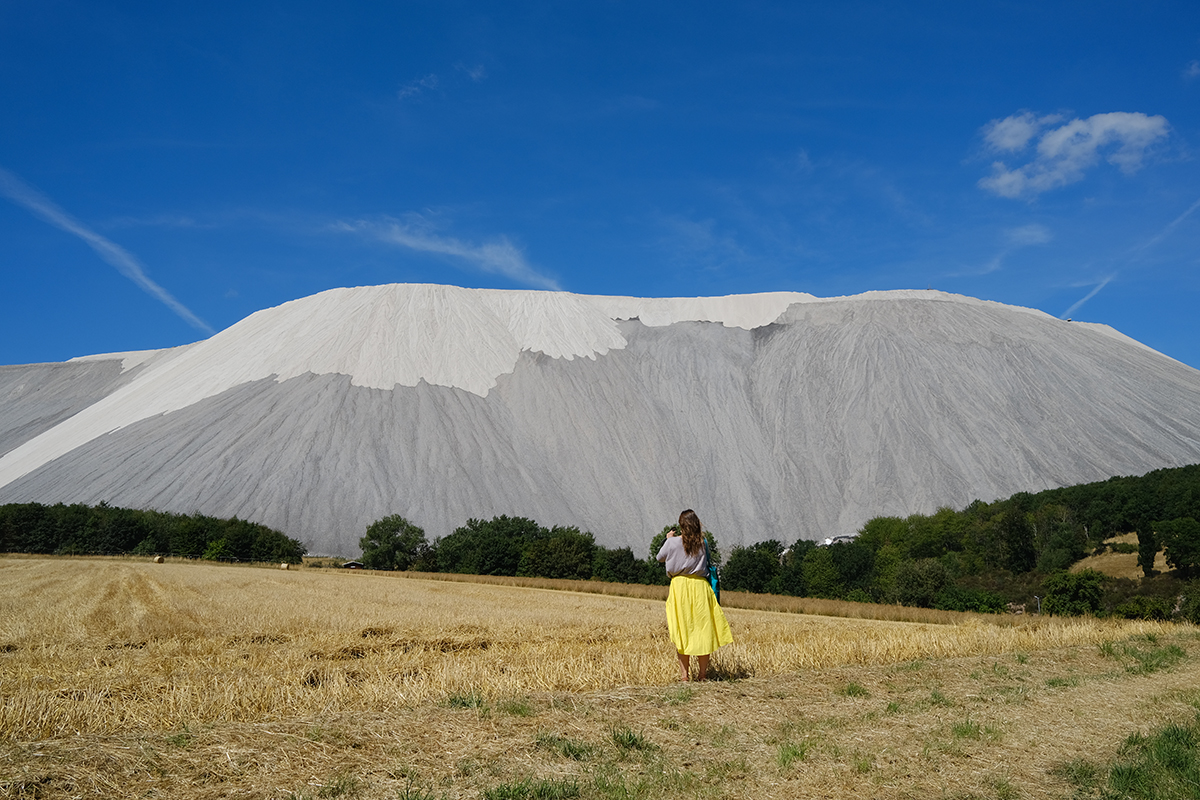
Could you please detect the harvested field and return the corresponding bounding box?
[1,557,1198,799]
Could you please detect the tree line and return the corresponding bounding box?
[362,463,1200,619]
[716,463,1200,618]
[0,501,306,563]
[358,513,692,585]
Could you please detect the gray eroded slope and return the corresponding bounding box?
[0,360,137,456]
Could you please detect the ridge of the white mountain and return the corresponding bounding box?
[0,284,1169,494]
[0,284,817,489]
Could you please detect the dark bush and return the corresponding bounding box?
[434,516,545,576]
[1114,595,1173,621]
[892,558,949,607]
[517,526,596,580]
[722,542,782,593]
[933,585,1007,613]
[592,546,652,584]
[1042,570,1105,616]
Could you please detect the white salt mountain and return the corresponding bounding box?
[1,284,1199,557]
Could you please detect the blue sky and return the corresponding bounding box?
[3,1,1199,369]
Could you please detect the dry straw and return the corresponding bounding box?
[0,557,1172,740]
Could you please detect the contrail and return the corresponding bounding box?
[0,166,214,335]
[1061,275,1115,320]
[1137,196,1200,252]
[1061,197,1200,321]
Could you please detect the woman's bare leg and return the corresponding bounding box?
[676,651,691,681]
[696,654,710,681]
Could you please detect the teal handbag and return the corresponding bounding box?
[705,537,721,604]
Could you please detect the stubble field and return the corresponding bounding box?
[1,557,1197,799]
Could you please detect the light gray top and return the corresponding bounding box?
[656,535,708,578]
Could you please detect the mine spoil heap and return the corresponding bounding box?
[2,284,1199,556]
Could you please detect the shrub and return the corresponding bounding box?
[1114,595,1172,621]
[1177,580,1200,625]
[201,537,235,561]
[891,558,949,607]
[933,585,1007,613]
[1042,569,1105,616]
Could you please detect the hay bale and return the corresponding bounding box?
[152,555,164,564]
[280,562,290,570]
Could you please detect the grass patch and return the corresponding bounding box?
[1100,638,1188,675]
[1103,717,1200,799]
[498,698,535,717]
[164,726,194,748]
[536,731,592,761]
[610,726,656,753]
[443,690,487,710]
[396,783,441,800]
[316,774,361,798]
[663,685,694,705]
[482,777,580,800]
[1052,714,1200,800]
[1052,757,1102,796]
[705,758,749,780]
[952,720,984,740]
[777,741,808,768]
[1047,675,1082,688]
[842,682,869,698]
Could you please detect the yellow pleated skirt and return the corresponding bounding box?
[665,575,734,656]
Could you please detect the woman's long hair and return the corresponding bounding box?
[678,509,703,557]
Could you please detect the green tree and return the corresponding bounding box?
[767,540,816,596]
[722,541,782,593]
[592,546,651,584]
[856,516,909,553]
[252,527,306,563]
[359,514,428,571]
[517,526,596,579]
[1041,569,1105,616]
[997,507,1036,573]
[829,539,874,597]
[801,546,844,599]
[435,515,544,575]
[891,558,949,607]
[1137,524,1159,578]
[201,537,235,561]
[1156,517,1200,579]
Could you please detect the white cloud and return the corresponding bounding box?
[0,166,214,334]
[336,216,560,291]
[456,63,486,81]
[1184,60,1200,80]
[1005,223,1053,246]
[981,112,1062,152]
[397,73,439,100]
[979,111,1170,199]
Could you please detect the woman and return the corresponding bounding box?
[656,509,733,681]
